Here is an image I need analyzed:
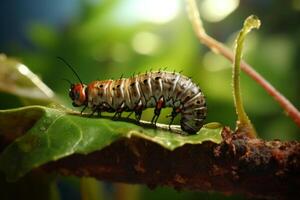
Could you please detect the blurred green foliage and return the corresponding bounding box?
[1,0,300,199]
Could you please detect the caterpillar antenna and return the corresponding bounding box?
[57,57,83,85]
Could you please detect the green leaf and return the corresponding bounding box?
[0,106,223,181]
[0,54,55,104]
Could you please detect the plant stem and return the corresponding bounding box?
[186,0,300,129]
[233,15,260,137]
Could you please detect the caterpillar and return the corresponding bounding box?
[60,58,207,134]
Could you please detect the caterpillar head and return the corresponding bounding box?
[69,83,87,107]
[57,57,87,107]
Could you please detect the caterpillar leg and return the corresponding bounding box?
[80,105,88,114]
[134,99,143,122]
[112,112,121,119]
[112,102,126,120]
[89,109,97,117]
[151,114,159,125]
[127,111,134,119]
[135,110,142,122]
[151,96,165,125]
[89,104,104,117]
[168,109,177,129]
[167,106,182,129]
[93,102,110,118]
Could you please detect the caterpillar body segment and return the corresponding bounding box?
[69,71,207,134]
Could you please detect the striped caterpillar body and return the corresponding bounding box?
[69,71,207,134]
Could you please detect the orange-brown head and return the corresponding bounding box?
[69,83,87,107]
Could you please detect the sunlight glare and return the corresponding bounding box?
[119,0,180,24]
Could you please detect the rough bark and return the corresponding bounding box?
[43,128,300,199]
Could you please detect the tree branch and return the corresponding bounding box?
[43,128,300,199]
[186,0,300,128]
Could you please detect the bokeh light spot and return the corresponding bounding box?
[200,0,239,22]
[292,0,300,11]
[132,32,161,55]
[117,0,180,24]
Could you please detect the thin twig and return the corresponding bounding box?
[186,0,300,128]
